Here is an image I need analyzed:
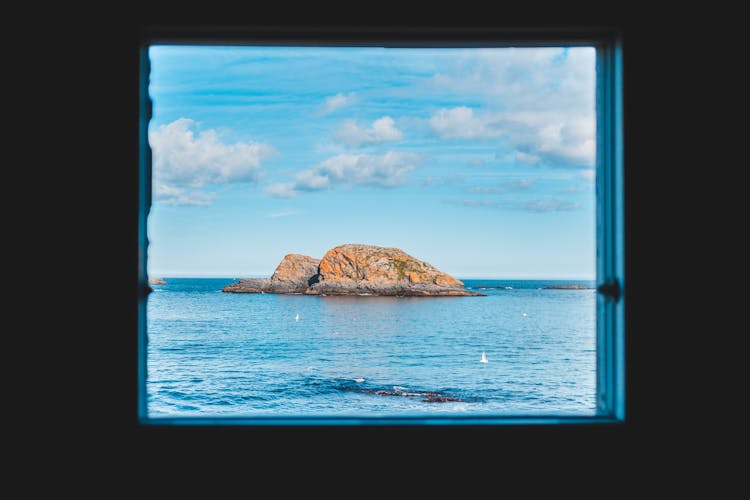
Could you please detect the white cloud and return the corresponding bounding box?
[267,151,422,197]
[431,47,595,113]
[264,183,298,198]
[447,199,499,208]
[319,92,357,115]
[465,179,536,194]
[295,170,331,191]
[421,175,464,188]
[428,107,595,168]
[334,116,403,147]
[521,200,581,212]
[443,197,581,212]
[515,151,541,165]
[153,183,215,207]
[149,118,277,188]
[426,47,596,168]
[428,107,499,140]
[507,112,595,167]
[311,151,419,187]
[265,210,301,218]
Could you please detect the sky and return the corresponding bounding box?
[147,45,596,279]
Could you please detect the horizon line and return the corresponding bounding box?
[149,273,596,280]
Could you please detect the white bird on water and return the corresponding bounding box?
[295,313,300,322]
[480,351,488,363]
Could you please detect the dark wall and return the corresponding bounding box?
[46,4,712,480]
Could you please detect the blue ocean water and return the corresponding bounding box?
[147,278,596,417]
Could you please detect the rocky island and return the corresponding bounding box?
[543,284,592,290]
[222,244,484,297]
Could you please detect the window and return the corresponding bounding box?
[138,26,624,425]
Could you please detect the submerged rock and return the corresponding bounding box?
[341,385,466,403]
[222,244,483,297]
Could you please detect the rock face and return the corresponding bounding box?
[222,254,320,294]
[222,244,483,296]
[309,244,479,296]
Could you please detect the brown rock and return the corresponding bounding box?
[222,254,320,293]
[309,244,482,296]
[270,254,321,288]
[223,244,483,296]
[222,278,270,293]
[406,271,421,283]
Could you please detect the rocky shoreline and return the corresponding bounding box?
[223,244,484,297]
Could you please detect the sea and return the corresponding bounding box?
[146,278,596,418]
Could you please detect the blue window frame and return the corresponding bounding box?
[137,26,625,426]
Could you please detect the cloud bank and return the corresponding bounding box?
[431,47,594,113]
[334,116,403,147]
[428,107,595,168]
[149,118,276,206]
[265,151,422,198]
[427,47,596,169]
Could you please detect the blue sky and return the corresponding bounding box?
[147,45,596,279]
